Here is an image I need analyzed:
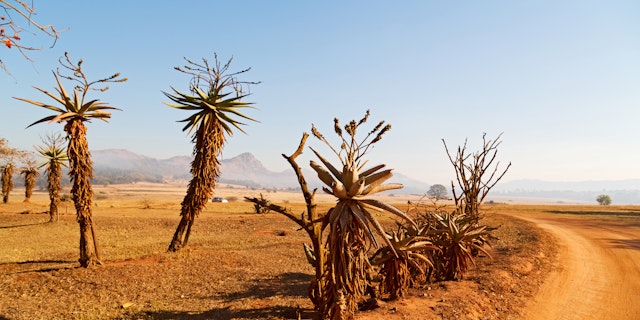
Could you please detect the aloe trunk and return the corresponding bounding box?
[66,120,101,267]
[169,120,222,251]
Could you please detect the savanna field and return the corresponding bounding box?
[4,182,638,319]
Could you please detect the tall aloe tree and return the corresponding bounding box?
[310,111,415,319]
[164,53,257,252]
[20,159,40,202]
[35,133,68,222]
[15,52,126,267]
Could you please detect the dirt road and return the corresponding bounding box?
[510,211,640,320]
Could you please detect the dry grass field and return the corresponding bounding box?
[1,182,638,319]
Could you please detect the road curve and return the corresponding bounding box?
[510,212,640,320]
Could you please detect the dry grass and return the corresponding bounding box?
[1,183,637,319]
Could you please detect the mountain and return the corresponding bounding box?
[91,149,191,184]
[91,149,430,193]
[90,149,640,204]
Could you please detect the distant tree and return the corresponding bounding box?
[164,53,258,252]
[0,138,24,203]
[596,194,612,206]
[16,52,126,267]
[427,184,448,200]
[0,0,61,73]
[1,163,13,203]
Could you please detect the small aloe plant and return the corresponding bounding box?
[430,211,493,280]
[371,223,438,300]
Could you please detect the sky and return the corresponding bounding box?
[1,1,639,186]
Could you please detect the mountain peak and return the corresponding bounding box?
[221,152,267,172]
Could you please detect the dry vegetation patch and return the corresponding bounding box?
[0,189,562,320]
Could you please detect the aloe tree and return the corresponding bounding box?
[20,159,39,202]
[0,139,21,203]
[35,133,68,222]
[1,163,13,203]
[310,111,415,319]
[15,52,126,267]
[164,53,257,252]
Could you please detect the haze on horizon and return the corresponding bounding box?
[1,1,638,186]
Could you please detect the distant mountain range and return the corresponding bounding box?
[90,149,431,194]
[89,149,640,204]
[491,179,640,204]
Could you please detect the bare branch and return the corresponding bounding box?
[0,0,63,73]
[443,133,511,223]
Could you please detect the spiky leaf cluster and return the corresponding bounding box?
[15,52,125,127]
[35,141,68,170]
[163,55,257,139]
[310,110,412,251]
[371,225,438,299]
[429,211,493,280]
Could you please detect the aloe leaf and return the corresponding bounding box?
[346,201,377,247]
[309,148,343,181]
[357,204,394,250]
[310,160,337,188]
[360,164,386,177]
[361,199,415,226]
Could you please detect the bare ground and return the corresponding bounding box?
[510,210,640,320]
[1,184,638,319]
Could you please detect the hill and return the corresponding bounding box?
[86,149,640,204]
[90,149,430,194]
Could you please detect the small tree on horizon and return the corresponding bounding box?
[427,183,448,200]
[596,194,612,206]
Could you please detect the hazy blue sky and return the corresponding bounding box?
[1,1,639,185]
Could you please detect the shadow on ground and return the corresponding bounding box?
[0,221,49,229]
[128,272,316,320]
[128,305,316,320]
[0,259,77,274]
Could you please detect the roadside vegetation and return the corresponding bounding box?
[1,189,571,320]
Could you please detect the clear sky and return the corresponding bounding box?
[1,1,639,186]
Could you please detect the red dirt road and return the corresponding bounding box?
[510,211,640,320]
